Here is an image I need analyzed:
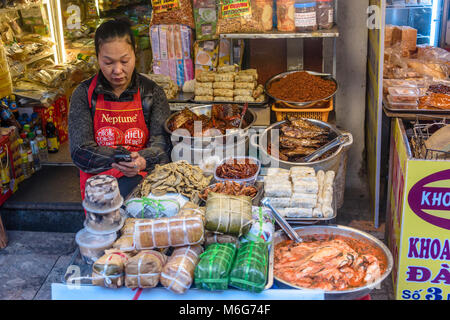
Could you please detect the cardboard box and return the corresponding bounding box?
[387,118,450,301]
[392,26,417,52]
[385,24,394,48]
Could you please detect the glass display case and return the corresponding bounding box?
[386,0,444,46]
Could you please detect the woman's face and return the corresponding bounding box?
[97,37,135,91]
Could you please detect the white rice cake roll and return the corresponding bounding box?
[195,87,214,96]
[291,174,318,183]
[292,180,319,194]
[264,184,292,197]
[324,170,335,186]
[235,81,257,90]
[291,192,318,200]
[316,170,325,205]
[312,207,324,218]
[322,187,333,207]
[280,208,313,218]
[290,167,316,176]
[290,196,317,209]
[214,73,235,82]
[266,168,290,176]
[264,197,291,208]
[264,176,290,186]
[322,205,334,218]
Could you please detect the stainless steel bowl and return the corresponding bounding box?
[273,225,394,300]
[265,70,338,108]
[165,104,257,148]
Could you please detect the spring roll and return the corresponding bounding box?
[214,96,234,102]
[217,64,237,73]
[213,88,234,97]
[214,73,235,82]
[195,82,213,89]
[234,96,255,102]
[234,89,253,97]
[235,74,255,82]
[213,81,234,89]
[235,81,257,90]
[195,87,214,96]
[196,72,215,83]
[252,84,264,99]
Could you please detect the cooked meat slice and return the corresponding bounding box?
[280,136,323,149]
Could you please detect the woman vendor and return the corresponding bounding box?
[69,18,171,199]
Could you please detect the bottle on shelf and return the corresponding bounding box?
[46,121,59,153]
[28,132,41,172]
[18,138,32,179]
[8,95,19,121]
[0,99,21,130]
[20,133,34,175]
[35,129,49,163]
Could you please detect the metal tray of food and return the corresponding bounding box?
[265,70,338,109]
[272,225,393,300]
[383,101,450,115]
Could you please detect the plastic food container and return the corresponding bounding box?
[83,175,123,212]
[214,156,261,185]
[387,95,418,110]
[75,228,117,265]
[84,208,126,235]
[387,87,421,103]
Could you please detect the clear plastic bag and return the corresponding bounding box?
[133,214,205,250]
[150,0,195,29]
[160,245,203,294]
[216,0,268,34]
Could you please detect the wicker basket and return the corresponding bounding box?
[272,99,333,122]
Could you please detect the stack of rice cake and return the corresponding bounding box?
[263,167,335,218]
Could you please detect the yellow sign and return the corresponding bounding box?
[388,119,450,300]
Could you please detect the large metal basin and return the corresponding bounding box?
[265,70,338,108]
[165,104,256,148]
[256,119,353,208]
[273,225,394,300]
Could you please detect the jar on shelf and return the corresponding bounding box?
[276,0,295,32]
[317,0,334,30]
[294,1,318,32]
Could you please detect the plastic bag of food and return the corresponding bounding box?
[205,192,253,237]
[276,0,295,31]
[195,243,237,291]
[193,0,218,40]
[216,0,268,34]
[229,241,268,292]
[92,249,131,288]
[150,0,195,29]
[240,207,274,248]
[160,245,203,294]
[133,214,205,249]
[125,250,167,289]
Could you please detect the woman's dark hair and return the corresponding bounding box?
[94,18,136,56]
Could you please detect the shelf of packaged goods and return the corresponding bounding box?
[0,1,42,14]
[219,26,339,39]
[22,51,55,67]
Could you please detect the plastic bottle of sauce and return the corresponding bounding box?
[18,138,32,179]
[28,132,41,171]
[35,129,49,163]
[46,122,59,153]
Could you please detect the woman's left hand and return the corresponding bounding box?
[112,152,146,177]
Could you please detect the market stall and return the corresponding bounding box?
[0,0,401,300]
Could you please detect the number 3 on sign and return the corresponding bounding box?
[66,5,81,30]
[425,287,443,300]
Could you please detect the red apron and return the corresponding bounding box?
[79,74,149,200]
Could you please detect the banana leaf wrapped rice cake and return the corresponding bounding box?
[229,242,269,293]
[195,243,237,291]
[205,192,253,237]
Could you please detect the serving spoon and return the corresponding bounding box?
[261,197,303,243]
